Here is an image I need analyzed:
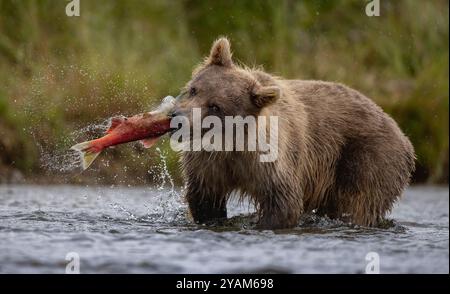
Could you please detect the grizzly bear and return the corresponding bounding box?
[169,37,415,229]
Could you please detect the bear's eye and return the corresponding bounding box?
[189,87,197,97]
[208,103,221,114]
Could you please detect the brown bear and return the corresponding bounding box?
[169,37,415,229]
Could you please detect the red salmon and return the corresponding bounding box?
[71,96,174,170]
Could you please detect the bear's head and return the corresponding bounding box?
[169,37,281,130]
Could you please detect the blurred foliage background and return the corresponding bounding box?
[0,0,448,185]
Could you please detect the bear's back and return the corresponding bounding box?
[280,79,393,140]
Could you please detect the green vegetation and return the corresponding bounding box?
[0,0,448,184]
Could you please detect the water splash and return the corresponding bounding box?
[143,148,186,223]
[23,63,185,221]
[110,202,138,221]
[70,119,110,141]
[20,63,152,175]
[38,119,110,173]
[40,149,82,173]
[155,147,175,191]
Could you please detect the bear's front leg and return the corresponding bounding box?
[185,183,227,224]
[256,192,303,229]
[257,211,300,229]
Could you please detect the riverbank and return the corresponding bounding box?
[0,0,448,185]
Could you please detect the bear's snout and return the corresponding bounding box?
[168,108,182,119]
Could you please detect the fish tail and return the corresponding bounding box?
[70,141,101,170]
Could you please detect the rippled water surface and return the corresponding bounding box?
[0,185,448,273]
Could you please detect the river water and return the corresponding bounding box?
[0,185,448,273]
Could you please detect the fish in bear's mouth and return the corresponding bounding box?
[70,96,176,170]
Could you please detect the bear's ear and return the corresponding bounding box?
[251,86,281,108]
[207,37,233,67]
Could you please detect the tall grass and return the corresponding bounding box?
[0,0,448,184]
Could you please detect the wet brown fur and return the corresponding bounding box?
[173,37,415,229]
